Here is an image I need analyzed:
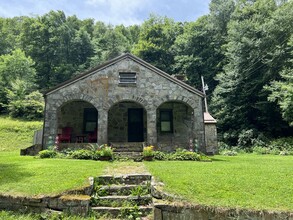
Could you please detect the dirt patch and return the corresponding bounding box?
[103,161,149,175]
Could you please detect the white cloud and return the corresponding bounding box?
[84,0,151,25]
[0,0,210,26]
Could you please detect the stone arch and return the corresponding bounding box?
[108,100,147,143]
[156,99,196,152]
[56,99,98,142]
[154,95,197,110]
[51,93,100,111]
[105,94,150,112]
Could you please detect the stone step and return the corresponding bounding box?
[113,146,143,152]
[112,142,143,152]
[91,205,153,218]
[91,195,152,207]
[94,174,152,185]
[95,184,149,196]
[114,151,142,159]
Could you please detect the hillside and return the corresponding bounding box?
[0,116,42,152]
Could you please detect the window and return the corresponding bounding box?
[160,110,173,133]
[84,108,97,133]
[119,72,136,84]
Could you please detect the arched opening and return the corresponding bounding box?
[57,100,98,143]
[108,101,147,144]
[157,101,194,152]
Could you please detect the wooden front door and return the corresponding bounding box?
[128,108,144,142]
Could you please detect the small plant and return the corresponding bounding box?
[279,150,290,156]
[221,150,238,156]
[99,145,113,159]
[69,149,94,160]
[168,148,200,161]
[119,204,142,220]
[38,150,57,158]
[130,185,148,197]
[153,151,167,160]
[142,145,155,157]
[252,146,270,155]
[94,185,108,196]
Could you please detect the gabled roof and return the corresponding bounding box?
[45,53,204,97]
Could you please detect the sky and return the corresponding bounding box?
[0,0,211,26]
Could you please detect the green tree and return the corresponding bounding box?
[211,0,293,145]
[132,15,182,74]
[5,79,44,119]
[266,33,293,126]
[20,11,94,90]
[91,25,130,65]
[0,49,36,111]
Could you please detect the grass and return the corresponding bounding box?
[144,154,293,211]
[0,151,108,196]
[1,115,293,214]
[0,116,42,152]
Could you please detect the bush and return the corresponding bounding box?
[153,151,167,160]
[69,149,95,160]
[252,146,270,155]
[268,137,293,152]
[38,150,57,158]
[99,146,113,158]
[221,150,237,156]
[168,148,200,161]
[237,129,256,149]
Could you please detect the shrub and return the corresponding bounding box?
[168,148,200,161]
[99,146,113,158]
[237,129,256,149]
[252,146,270,155]
[153,151,167,160]
[268,137,293,152]
[38,150,57,158]
[69,149,94,160]
[221,150,237,156]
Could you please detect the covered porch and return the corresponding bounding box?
[56,100,98,144]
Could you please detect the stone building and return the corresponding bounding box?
[42,53,217,154]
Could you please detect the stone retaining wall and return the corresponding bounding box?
[0,179,93,216]
[0,194,90,216]
[154,203,293,220]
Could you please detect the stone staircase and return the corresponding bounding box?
[90,174,153,219]
[112,142,144,159]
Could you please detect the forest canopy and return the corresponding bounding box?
[0,0,292,146]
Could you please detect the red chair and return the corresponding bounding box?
[88,128,98,143]
[57,127,72,143]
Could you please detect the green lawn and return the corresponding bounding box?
[1,116,293,212]
[145,155,293,211]
[0,151,107,196]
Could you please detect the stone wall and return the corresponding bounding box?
[44,55,205,151]
[205,123,218,154]
[157,102,194,152]
[154,203,293,220]
[0,179,93,216]
[20,144,42,156]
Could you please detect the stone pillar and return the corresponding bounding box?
[98,109,108,145]
[43,108,58,149]
[147,109,157,146]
